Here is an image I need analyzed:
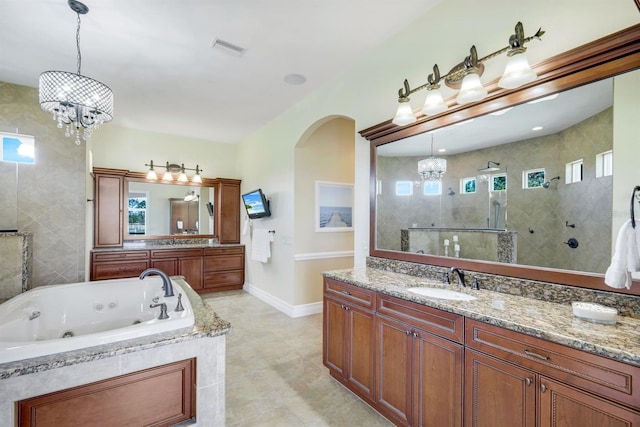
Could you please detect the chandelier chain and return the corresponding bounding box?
[76,12,82,75]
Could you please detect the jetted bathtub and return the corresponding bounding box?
[0,276,194,364]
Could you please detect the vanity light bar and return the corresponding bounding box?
[145,160,203,183]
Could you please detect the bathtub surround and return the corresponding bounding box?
[0,278,230,426]
[0,232,32,300]
[0,82,86,287]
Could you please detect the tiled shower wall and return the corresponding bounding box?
[0,81,86,286]
[377,108,612,274]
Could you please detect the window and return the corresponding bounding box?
[128,193,147,235]
[423,180,442,196]
[523,168,545,189]
[596,150,613,178]
[490,173,507,192]
[460,177,477,194]
[395,181,413,196]
[565,159,583,184]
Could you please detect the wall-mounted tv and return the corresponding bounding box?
[242,188,271,219]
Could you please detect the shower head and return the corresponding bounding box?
[543,176,561,189]
[478,161,501,172]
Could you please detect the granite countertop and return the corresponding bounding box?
[92,241,244,252]
[324,267,640,367]
[0,278,231,379]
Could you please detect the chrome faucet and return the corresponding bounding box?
[139,268,175,297]
[449,267,466,287]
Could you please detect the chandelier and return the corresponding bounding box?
[418,135,446,181]
[393,21,544,126]
[39,0,113,145]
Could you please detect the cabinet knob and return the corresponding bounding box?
[525,378,532,386]
[412,332,419,338]
[341,290,351,296]
[540,384,547,393]
[405,330,411,336]
[345,306,350,311]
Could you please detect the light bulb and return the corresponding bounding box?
[392,99,417,126]
[498,51,537,89]
[421,88,447,116]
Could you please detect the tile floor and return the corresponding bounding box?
[204,290,393,427]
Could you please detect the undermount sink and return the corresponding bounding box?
[407,287,477,301]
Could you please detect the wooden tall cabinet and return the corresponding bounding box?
[93,168,127,248]
[216,180,241,244]
[323,279,376,403]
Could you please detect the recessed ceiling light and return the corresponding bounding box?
[284,74,306,85]
[532,126,543,131]
[527,94,559,104]
[438,148,446,153]
[489,107,513,116]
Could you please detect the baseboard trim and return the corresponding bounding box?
[243,283,323,318]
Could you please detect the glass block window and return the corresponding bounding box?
[523,168,545,189]
[596,150,613,178]
[490,173,507,192]
[395,181,413,196]
[128,193,147,235]
[565,159,583,184]
[461,177,476,194]
[423,180,442,196]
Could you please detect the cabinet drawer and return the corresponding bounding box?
[151,248,203,259]
[204,254,244,271]
[92,260,150,280]
[377,294,464,344]
[466,319,640,410]
[92,251,149,261]
[203,246,244,256]
[324,278,375,310]
[204,270,244,288]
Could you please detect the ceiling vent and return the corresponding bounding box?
[210,38,247,57]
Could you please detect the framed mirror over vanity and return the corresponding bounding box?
[361,24,640,296]
[91,167,244,293]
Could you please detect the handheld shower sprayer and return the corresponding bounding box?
[543,176,561,189]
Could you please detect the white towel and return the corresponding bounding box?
[251,229,274,263]
[604,219,639,289]
[242,216,250,236]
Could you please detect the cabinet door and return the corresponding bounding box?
[465,349,536,427]
[217,182,240,244]
[413,329,463,427]
[94,173,124,248]
[151,259,178,276]
[346,304,375,402]
[376,315,412,426]
[323,297,347,377]
[179,257,203,290]
[539,377,640,427]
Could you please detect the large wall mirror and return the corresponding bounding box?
[126,178,215,238]
[362,24,640,295]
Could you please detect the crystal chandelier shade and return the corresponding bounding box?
[418,137,447,181]
[38,0,113,145]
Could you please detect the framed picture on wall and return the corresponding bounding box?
[315,181,353,232]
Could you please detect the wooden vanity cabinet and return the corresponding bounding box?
[323,278,376,404]
[203,246,245,291]
[216,180,241,244]
[375,294,464,427]
[151,249,203,290]
[465,319,640,427]
[91,251,150,280]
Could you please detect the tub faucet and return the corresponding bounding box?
[449,268,466,288]
[139,268,175,297]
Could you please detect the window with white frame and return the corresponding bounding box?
[490,173,507,192]
[565,159,583,184]
[595,150,613,178]
[523,168,545,189]
[128,192,147,235]
[423,180,442,196]
[395,181,413,196]
[460,177,477,194]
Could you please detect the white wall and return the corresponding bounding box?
[237,0,639,307]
